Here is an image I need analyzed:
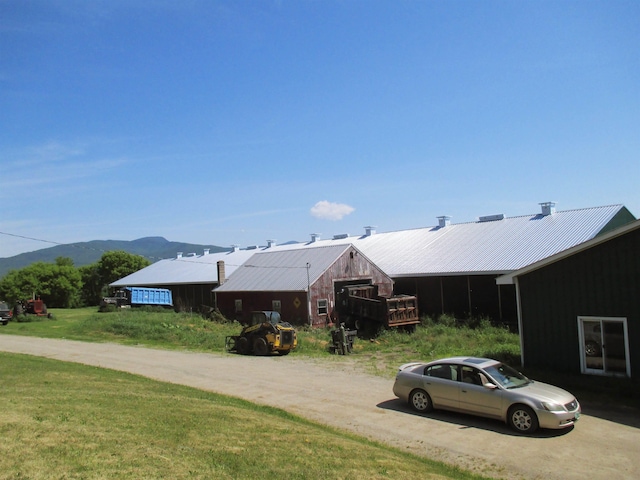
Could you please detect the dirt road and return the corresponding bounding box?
[1,335,638,479]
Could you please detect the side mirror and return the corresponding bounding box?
[483,383,498,390]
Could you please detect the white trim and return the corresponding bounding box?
[577,316,631,377]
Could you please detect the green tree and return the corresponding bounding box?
[96,250,151,293]
[0,258,82,308]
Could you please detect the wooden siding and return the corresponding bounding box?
[519,227,640,376]
[216,246,394,327]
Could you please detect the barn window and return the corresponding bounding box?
[234,299,242,313]
[317,299,328,315]
[272,300,281,312]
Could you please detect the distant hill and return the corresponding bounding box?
[0,237,229,278]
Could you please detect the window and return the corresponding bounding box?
[317,299,328,315]
[272,300,281,313]
[234,299,242,313]
[425,364,458,381]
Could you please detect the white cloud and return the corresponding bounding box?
[310,201,355,221]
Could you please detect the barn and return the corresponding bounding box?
[214,244,393,327]
[111,247,259,312]
[111,203,635,327]
[497,219,640,378]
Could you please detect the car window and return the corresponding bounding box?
[461,366,483,385]
[425,364,458,381]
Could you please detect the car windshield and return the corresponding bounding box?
[483,363,530,389]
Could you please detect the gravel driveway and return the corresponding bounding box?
[1,335,638,480]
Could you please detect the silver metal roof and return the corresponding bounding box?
[266,204,628,277]
[214,244,352,292]
[112,204,629,287]
[111,248,259,287]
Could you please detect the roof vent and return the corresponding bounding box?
[540,202,556,216]
[310,233,321,243]
[176,252,183,259]
[203,248,210,255]
[188,252,197,257]
[246,245,258,250]
[231,245,240,252]
[333,233,349,240]
[437,216,451,228]
[267,239,276,248]
[364,226,376,236]
[478,214,505,223]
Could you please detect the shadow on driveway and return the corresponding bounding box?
[376,398,575,438]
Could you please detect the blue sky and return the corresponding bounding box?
[1,0,638,258]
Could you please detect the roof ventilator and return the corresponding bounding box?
[540,202,557,216]
[176,252,183,259]
[364,226,377,236]
[478,214,505,223]
[437,216,451,228]
[333,233,349,240]
[310,233,321,243]
[267,239,276,248]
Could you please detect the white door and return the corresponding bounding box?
[578,317,630,376]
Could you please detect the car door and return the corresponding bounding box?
[458,366,504,418]
[423,363,460,409]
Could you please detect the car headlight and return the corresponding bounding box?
[541,402,565,412]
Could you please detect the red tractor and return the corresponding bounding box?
[14,297,52,318]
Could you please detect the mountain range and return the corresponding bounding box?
[0,237,229,278]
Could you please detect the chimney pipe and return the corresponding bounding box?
[217,260,226,285]
[310,233,321,243]
[203,248,210,255]
[364,226,376,236]
[267,239,276,248]
[177,252,183,259]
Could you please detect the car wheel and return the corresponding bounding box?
[508,405,539,433]
[253,337,269,356]
[585,340,600,357]
[409,389,433,412]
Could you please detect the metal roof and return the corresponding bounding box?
[214,244,352,292]
[111,248,259,287]
[497,218,640,285]
[266,204,629,277]
[112,204,630,287]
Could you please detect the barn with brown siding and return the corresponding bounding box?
[214,244,393,327]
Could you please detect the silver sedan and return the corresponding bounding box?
[392,356,581,434]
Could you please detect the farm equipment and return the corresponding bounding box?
[13,297,52,318]
[100,287,173,310]
[225,311,298,356]
[329,323,357,355]
[336,284,419,334]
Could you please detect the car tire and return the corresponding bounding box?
[409,389,433,412]
[508,405,539,433]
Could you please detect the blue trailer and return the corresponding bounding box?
[101,287,173,309]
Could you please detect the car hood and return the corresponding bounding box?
[516,381,576,404]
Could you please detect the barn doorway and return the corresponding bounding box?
[578,317,630,377]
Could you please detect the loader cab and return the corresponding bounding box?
[250,310,281,326]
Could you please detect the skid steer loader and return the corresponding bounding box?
[225,311,298,356]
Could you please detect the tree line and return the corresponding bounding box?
[0,251,151,308]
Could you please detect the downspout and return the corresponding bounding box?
[467,276,472,316]
[514,277,525,367]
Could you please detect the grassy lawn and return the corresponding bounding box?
[0,352,486,480]
[1,307,638,479]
